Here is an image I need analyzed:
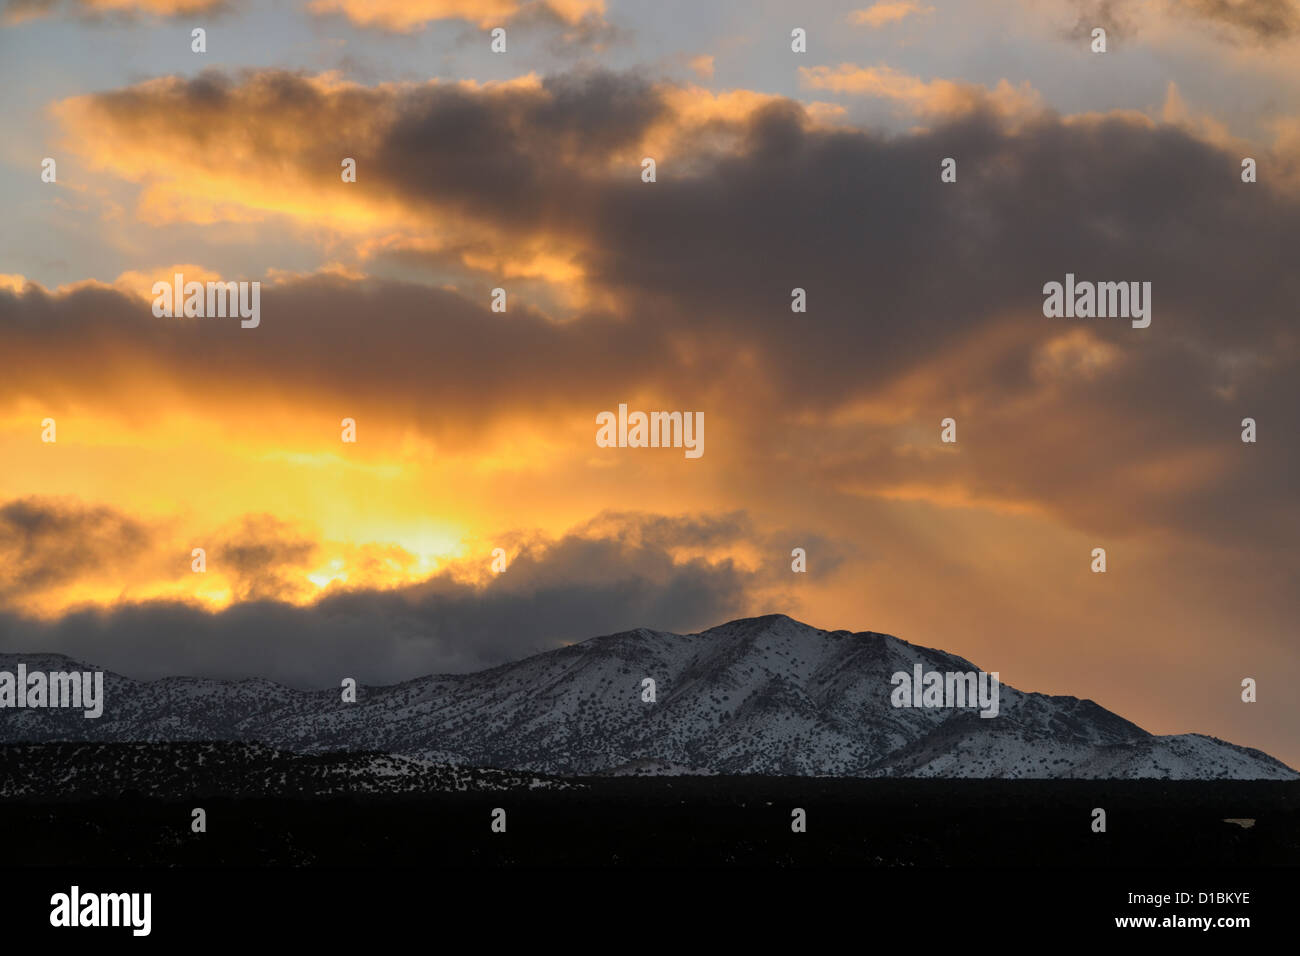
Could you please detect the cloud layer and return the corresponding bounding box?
[0,508,795,684]
[10,68,1294,554]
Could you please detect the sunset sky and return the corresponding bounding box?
[1,0,1297,767]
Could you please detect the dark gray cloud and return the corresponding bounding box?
[1178,0,1299,39]
[1058,0,1300,41]
[0,497,156,600]
[0,498,330,607]
[212,514,318,602]
[0,274,675,443]
[374,68,666,229]
[1059,0,1144,40]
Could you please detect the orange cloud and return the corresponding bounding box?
[689,55,715,80]
[799,64,1044,122]
[109,263,225,300]
[51,72,411,229]
[3,0,223,22]
[849,2,934,28]
[306,0,603,30]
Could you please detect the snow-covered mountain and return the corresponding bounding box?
[1,614,1293,779]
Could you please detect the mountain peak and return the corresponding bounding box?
[701,612,804,633]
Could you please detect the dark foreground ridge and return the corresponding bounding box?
[2,742,1298,866]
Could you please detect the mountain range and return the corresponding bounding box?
[2,614,1293,780]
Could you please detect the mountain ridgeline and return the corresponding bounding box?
[1,615,1293,780]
